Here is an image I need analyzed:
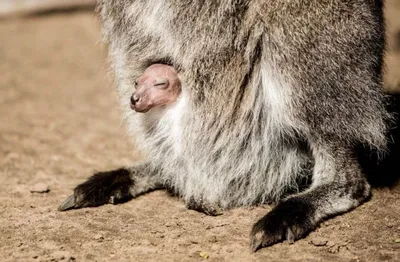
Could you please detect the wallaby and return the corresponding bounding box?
[59,1,389,251]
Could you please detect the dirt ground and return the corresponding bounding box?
[1,4,400,262]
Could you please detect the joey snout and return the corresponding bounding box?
[130,82,168,113]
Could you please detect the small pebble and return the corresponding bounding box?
[30,183,50,193]
[326,241,336,247]
[199,252,209,259]
[310,237,328,246]
[329,245,340,253]
[93,234,104,241]
[209,235,217,243]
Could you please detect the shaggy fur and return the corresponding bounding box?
[59,0,389,251]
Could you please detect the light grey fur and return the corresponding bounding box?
[99,0,387,206]
[60,0,389,250]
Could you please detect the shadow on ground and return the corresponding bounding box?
[359,93,400,188]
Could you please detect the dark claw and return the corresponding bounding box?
[286,228,295,244]
[250,230,264,252]
[58,194,77,211]
[250,221,283,252]
[57,168,134,212]
[249,198,315,252]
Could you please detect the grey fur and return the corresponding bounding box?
[60,0,389,250]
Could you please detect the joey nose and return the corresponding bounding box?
[130,93,140,105]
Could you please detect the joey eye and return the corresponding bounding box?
[133,81,138,89]
[153,78,169,89]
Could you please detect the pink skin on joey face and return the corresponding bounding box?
[130,64,181,113]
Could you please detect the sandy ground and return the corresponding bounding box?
[1,5,400,262]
